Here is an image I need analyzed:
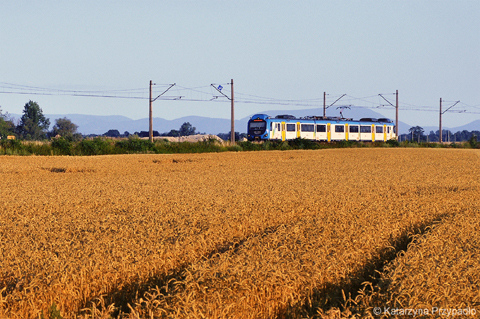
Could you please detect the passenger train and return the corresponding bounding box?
[247,114,396,142]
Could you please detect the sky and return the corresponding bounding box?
[1,1,479,129]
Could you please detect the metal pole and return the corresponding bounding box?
[149,80,153,142]
[395,90,399,140]
[323,92,326,117]
[230,79,235,145]
[439,98,442,143]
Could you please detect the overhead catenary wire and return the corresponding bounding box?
[0,81,171,100]
[1,81,480,116]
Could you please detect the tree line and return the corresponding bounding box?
[1,100,245,142]
[3,101,477,145]
[100,122,211,139]
[400,126,480,143]
[0,101,82,141]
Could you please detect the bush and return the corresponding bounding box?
[372,141,387,148]
[199,137,225,152]
[424,142,441,148]
[226,144,242,152]
[386,139,400,147]
[76,138,113,155]
[76,139,98,155]
[449,142,462,149]
[288,138,319,150]
[400,140,419,148]
[115,137,155,153]
[262,140,273,150]
[335,140,357,148]
[10,134,478,156]
[0,139,24,155]
[468,135,478,148]
[277,141,291,151]
[51,137,72,155]
[237,141,262,151]
[155,139,225,154]
[23,141,52,156]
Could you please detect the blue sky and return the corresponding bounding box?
[1,1,479,129]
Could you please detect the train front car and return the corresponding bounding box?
[247,114,270,141]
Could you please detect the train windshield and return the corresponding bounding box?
[249,121,266,130]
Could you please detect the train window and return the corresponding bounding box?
[277,123,281,131]
[376,126,383,133]
[286,124,296,132]
[349,125,359,133]
[360,126,371,133]
[249,121,266,129]
[301,124,314,132]
[335,125,344,133]
[316,124,326,132]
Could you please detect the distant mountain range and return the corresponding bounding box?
[9,108,480,136]
[420,121,480,135]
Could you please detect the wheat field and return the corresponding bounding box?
[0,148,479,318]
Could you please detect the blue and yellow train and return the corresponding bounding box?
[247,114,396,142]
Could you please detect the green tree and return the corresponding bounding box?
[217,131,246,141]
[179,122,196,136]
[166,129,180,137]
[408,126,424,142]
[103,129,120,138]
[17,100,50,140]
[51,117,80,140]
[0,107,16,138]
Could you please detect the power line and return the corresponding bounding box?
[0,90,149,100]
[0,81,176,100]
[2,81,480,116]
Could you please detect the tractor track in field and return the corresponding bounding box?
[275,211,452,318]
[79,222,289,316]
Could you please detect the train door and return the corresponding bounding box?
[327,123,331,142]
[281,122,286,141]
[371,124,375,142]
[296,122,301,138]
[345,123,349,141]
[384,125,387,141]
[271,122,277,139]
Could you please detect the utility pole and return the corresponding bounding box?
[148,81,176,143]
[211,80,234,143]
[439,98,442,143]
[230,79,235,145]
[149,80,153,142]
[395,90,399,140]
[323,92,326,117]
[439,98,460,144]
[379,90,399,140]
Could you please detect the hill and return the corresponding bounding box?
[9,108,479,136]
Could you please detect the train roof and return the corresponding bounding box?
[250,114,393,123]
